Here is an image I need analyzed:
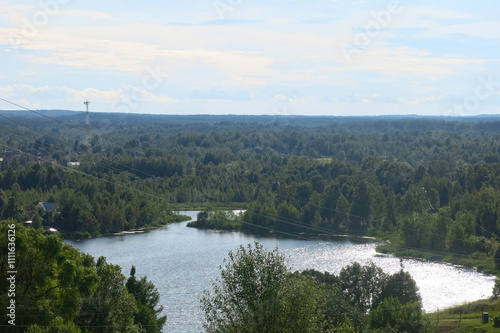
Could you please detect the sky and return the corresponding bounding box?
[0,0,499,116]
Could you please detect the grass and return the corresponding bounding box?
[376,241,500,276]
[426,299,500,332]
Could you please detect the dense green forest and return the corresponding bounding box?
[2,112,500,331]
[1,112,500,270]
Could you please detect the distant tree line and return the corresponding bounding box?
[0,115,500,271]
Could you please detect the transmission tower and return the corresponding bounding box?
[84,101,91,151]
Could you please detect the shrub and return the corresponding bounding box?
[494,315,500,328]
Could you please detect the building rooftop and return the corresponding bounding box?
[38,202,56,212]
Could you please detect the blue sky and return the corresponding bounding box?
[0,0,499,116]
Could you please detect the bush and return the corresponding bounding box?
[492,278,500,300]
[494,316,500,328]
[369,298,427,333]
[201,242,325,333]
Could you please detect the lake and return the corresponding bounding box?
[67,211,495,333]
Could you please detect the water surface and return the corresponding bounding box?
[67,211,495,332]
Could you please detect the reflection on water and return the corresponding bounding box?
[67,211,495,333]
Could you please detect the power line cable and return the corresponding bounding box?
[0,97,157,178]
[0,98,493,262]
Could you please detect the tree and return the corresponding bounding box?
[375,267,421,308]
[276,201,301,231]
[427,188,440,210]
[335,194,351,231]
[494,246,500,269]
[196,210,210,227]
[369,297,427,333]
[491,277,500,300]
[32,210,43,229]
[126,266,167,333]
[201,242,325,333]
[350,182,370,231]
[300,269,364,332]
[0,222,98,331]
[77,256,140,333]
[338,262,386,313]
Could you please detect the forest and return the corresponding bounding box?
[1,112,500,272]
[2,111,500,331]
[0,221,166,332]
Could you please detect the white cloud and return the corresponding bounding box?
[271,95,306,103]
[401,96,441,106]
[0,84,176,104]
[58,10,114,21]
[334,45,485,78]
[273,95,288,101]
[418,21,500,39]
[2,25,276,86]
[0,1,499,115]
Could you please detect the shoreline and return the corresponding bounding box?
[183,209,499,278]
[65,213,192,240]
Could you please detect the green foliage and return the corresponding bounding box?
[339,262,386,313]
[3,115,500,329]
[0,221,164,332]
[3,115,500,269]
[376,267,421,307]
[126,266,167,333]
[188,209,242,230]
[26,317,81,333]
[369,297,427,333]
[0,222,98,331]
[494,246,500,269]
[204,243,427,333]
[491,277,500,300]
[81,256,140,333]
[494,315,500,328]
[201,242,326,333]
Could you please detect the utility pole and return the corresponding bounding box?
[84,101,91,151]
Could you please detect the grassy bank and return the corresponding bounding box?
[376,240,500,276]
[426,299,500,332]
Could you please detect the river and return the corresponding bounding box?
[66,211,495,332]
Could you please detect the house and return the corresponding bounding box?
[38,202,56,212]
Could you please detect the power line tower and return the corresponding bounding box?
[84,101,91,151]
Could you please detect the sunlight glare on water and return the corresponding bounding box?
[67,211,494,333]
[282,242,495,312]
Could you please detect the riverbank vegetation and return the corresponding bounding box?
[0,221,166,332]
[187,209,243,230]
[425,298,500,332]
[203,242,427,333]
[1,113,500,269]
